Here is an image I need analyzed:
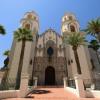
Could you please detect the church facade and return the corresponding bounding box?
[7,11,94,86]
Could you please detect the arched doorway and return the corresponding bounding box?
[45,66,55,85]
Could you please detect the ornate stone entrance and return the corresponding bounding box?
[45,66,55,85]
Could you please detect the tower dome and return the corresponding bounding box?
[62,13,76,22]
[23,11,39,21]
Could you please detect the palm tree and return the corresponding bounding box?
[0,25,6,35]
[84,18,100,41]
[14,28,33,89]
[63,32,86,74]
[89,40,100,64]
[3,50,10,56]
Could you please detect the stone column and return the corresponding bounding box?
[0,77,2,84]
[63,77,67,88]
[74,75,85,98]
[18,74,29,98]
[33,77,38,88]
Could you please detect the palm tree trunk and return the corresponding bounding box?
[96,51,100,64]
[98,33,100,42]
[64,47,68,77]
[73,49,82,74]
[15,40,25,89]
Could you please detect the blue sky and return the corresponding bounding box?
[0,0,100,68]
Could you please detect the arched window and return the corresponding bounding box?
[70,25,76,32]
[64,17,67,21]
[25,24,31,30]
[39,44,42,48]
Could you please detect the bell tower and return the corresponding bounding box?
[61,13,80,78]
[20,11,40,77]
[20,11,39,37]
[61,13,80,36]
[8,11,39,83]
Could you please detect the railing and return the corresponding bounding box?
[28,77,38,89]
[83,79,92,90]
[26,77,38,96]
[83,79,100,90]
[0,78,16,91]
[68,79,76,89]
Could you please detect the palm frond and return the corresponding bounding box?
[63,32,85,49]
[0,25,6,35]
[14,28,33,42]
[3,50,10,56]
[84,18,100,39]
[89,39,100,51]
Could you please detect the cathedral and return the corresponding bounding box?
[7,11,99,86]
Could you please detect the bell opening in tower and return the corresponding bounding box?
[70,25,76,32]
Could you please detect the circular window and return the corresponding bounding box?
[47,47,54,56]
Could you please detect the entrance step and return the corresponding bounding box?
[37,85,64,88]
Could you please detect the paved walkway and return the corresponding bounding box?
[3,88,100,100]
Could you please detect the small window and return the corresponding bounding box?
[70,25,76,32]
[39,44,42,48]
[71,59,73,63]
[68,60,71,65]
[30,59,32,65]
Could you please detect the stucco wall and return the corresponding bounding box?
[0,90,19,99]
[86,90,100,98]
[8,41,22,79]
[65,87,78,96]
